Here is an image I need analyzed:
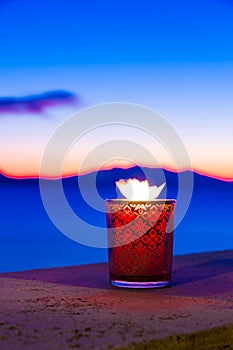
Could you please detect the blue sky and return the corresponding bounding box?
[1,0,233,67]
[0,0,233,179]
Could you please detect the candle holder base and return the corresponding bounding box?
[110,276,171,289]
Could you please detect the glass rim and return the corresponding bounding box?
[105,198,176,204]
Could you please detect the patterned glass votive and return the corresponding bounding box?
[106,199,176,288]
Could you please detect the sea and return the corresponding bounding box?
[0,167,232,273]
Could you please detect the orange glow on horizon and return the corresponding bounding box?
[1,164,233,182]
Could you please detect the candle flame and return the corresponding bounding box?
[116,178,165,201]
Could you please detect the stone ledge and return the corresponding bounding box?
[117,324,233,350]
[0,250,232,349]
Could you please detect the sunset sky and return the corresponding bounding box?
[0,0,233,180]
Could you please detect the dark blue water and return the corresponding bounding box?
[0,169,232,273]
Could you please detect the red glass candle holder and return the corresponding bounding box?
[106,199,176,288]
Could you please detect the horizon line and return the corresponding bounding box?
[0,166,233,183]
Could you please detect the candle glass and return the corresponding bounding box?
[106,199,176,288]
